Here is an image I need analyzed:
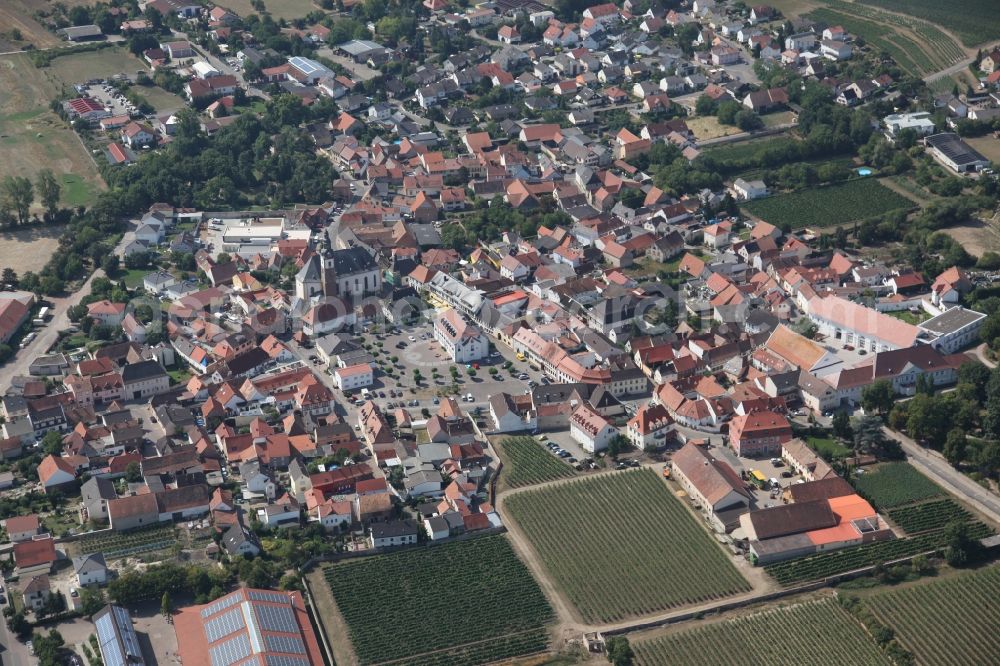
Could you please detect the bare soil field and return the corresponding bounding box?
[0,224,66,275]
[687,115,742,141]
[0,53,106,210]
[942,218,1000,258]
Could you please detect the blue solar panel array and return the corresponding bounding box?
[264,656,310,666]
[209,633,252,666]
[265,635,306,655]
[95,605,144,666]
[256,603,297,633]
[248,590,288,604]
[201,590,244,619]
[205,607,245,643]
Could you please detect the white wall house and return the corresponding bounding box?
[334,363,374,391]
[434,308,488,363]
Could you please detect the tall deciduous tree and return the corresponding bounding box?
[35,168,60,219]
[2,176,33,225]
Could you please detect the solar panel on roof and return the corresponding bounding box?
[202,591,244,618]
[209,633,252,666]
[256,603,297,633]
[205,607,246,643]
[265,635,306,654]
[96,614,126,666]
[248,590,288,604]
[264,656,310,666]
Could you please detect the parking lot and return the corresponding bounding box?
[79,81,138,119]
[334,319,548,423]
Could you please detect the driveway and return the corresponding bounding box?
[315,48,380,82]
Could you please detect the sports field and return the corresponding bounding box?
[505,468,751,624]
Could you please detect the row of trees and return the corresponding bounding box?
[0,170,61,226]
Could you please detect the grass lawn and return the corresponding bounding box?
[41,511,79,537]
[47,48,146,87]
[761,110,797,128]
[702,136,800,163]
[887,309,929,325]
[119,269,148,289]
[743,178,916,230]
[506,468,751,624]
[167,366,192,385]
[806,435,851,459]
[136,85,187,114]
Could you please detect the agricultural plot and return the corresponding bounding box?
[322,535,553,666]
[866,565,1000,666]
[77,524,177,559]
[505,468,751,623]
[743,179,915,230]
[764,522,994,586]
[852,462,943,510]
[634,598,890,666]
[822,1,967,68]
[865,0,1000,47]
[888,499,972,535]
[495,436,575,489]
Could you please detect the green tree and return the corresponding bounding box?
[35,168,60,219]
[32,629,65,666]
[1,268,16,287]
[695,94,717,115]
[125,461,143,483]
[41,430,63,456]
[79,587,106,617]
[2,176,33,225]
[944,519,984,567]
[606,636,634,666]
[861,379,894,415]
[832,411,852,440]
[944,428,968,466]
[607,434,628,460]
[161,591,172,617]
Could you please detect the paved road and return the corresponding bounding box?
[885,426,1000,525]
[924,58,972,84]
[974,342,997,369]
